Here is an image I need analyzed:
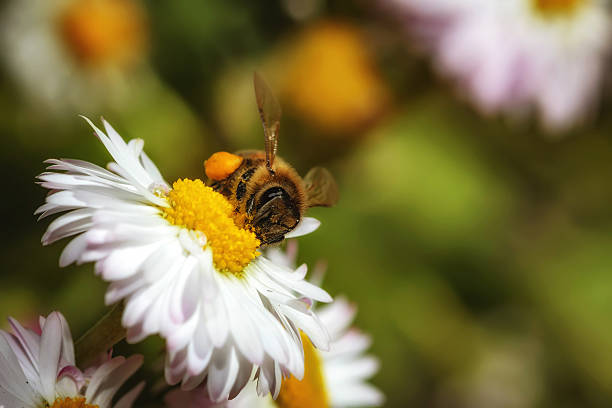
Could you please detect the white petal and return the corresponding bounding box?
[207,347,240,402]
[97,244,158,280]
[228,355,252,400]
[86,356,125,403]
[202,280,229,348]
[165,350,188,386]
[329,383,385,407]
[139,150,168,187]
[325,330,371,358]
[88,355,143,408]
[325,356,380,383]
[223,281,264,364]
[317,297,356,339]
[39,313,63,402]
[42,209,92,245]
[112,381,145,408]
[59,233,88,267]
[0,334,39,406]
[55,312,75,366]
[0,386,31,408]
[127,139,144,158]
[279,304,330,351]
[55,375,79,399]
[180,371,206,391]
[284,217,320,238]
[7,318,40,372]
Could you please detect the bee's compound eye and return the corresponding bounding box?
[204,152,244,181]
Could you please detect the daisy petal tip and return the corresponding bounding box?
[127,353,145,369]
[78,114,94,126]
[58,254,74,268]
[319,290,333,304]
[46,311,63,325]
[285,217,321,239]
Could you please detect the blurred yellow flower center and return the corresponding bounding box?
[533,0,583,15]
[48,397,98,408]
[58,0,147,66]
[283,21,388,136]
[275,333,329,408]
[162,179,260,274]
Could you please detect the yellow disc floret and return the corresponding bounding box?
[276,332,329,408]
[162,178,260,274]
[48,397,98,408]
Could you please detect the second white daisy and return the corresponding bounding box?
[37,118,332,401]
[0,311,143,408]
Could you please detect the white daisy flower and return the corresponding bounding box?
[0,0,148,113]
[165,298,384,408]
[0,311,143,408]
[37,118,332,401]
[388,0,612,132]
[165,243,384,408]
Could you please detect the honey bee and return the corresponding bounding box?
[204,72,338,246]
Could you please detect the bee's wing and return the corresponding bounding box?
[254,72,281,171]
[304,167,339,207]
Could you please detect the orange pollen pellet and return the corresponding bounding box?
[204,152,244,181]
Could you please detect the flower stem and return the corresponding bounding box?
[75,302,126,367]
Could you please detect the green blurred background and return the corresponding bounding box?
[2,0,612,407]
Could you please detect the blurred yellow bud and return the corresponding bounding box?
[59,0,148,67]
[282,21,389,137]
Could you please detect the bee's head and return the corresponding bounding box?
[249,184,302,246]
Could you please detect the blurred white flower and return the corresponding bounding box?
[165,243,384,408]
[37,118,331,401]
[0,311,143,408]
[388,0,612,132]
[0,0,148,113]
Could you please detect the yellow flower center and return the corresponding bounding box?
[161,179,260,274]
[275,333,329,408]
[533,0,584,16]
[58,0,147,66]
[48,397,98,408]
